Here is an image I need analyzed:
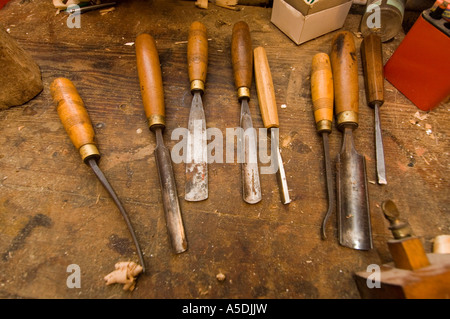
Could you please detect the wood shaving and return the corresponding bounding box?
[104,261,143,291]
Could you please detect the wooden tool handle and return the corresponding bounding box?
[330,31,359,128]
[135,33,165,130]
[361,33,384,108]
[254,46,279,128]
[188,21,208,93]
[231,21,253,99]
[311,53,334,133]
[50,77,100,162]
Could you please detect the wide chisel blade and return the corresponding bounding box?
[185,92,208,201]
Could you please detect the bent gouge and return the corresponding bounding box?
[135,34,187,254]
[361,33,387,185]
[50,77,146,272]
[330,31,372,250]
[231,21,262,204]
[311,53,335,239]
[185,21,208,201]
[253,46,291,205]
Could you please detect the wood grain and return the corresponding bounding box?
[361,33,384,108]
[231,21,253,95]
[187,21,208,92]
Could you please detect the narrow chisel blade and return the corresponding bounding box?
[185,92,208,201]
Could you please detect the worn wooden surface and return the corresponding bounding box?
[0,0,448,299]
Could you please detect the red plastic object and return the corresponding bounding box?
[0,0,10,9]
[384,11,450,111]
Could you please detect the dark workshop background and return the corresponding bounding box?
[0,0,448,299]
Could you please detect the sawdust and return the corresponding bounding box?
[104,261,143,291]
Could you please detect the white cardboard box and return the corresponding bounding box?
[271,0,353,45]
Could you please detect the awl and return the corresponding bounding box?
[330,31,372,250]
[361,33,387,185]
[231,21,262,204]
[310,53,335,239]
[185,21,208,201]
[253,46,291,205]
[135,34,187,254]
[50,77,146,272]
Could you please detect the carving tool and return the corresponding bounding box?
[185,21,208,201]
[253,46,291,205]
[311,53,334,238]
[330,31,372,250]
[231,21,262,204]
[135,34,187,254]
[361,33,387,185]
[50,77,146,272]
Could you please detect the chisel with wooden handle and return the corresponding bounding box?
[50,77,146,272]
[231,21,262,204]
[311,53,334,239]
[361,33,387,185]
[135,34,187,254]
[254,46,291,205]
[185,21,208,201]
[330,31,372,250]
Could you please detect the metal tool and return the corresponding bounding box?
[381,200,413,240]
[253,46,291,205]
[135,34,187,254]
[231,21,262,204]
[50,77,146,272]
[330,31,372,250]
[185,21,208,202]
[361,33,387,185]
[311,53,335,239]
[65,2,116,15]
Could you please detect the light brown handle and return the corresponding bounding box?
[135,33,165,130]
[231,21,253,100]
[50,77,100,162]
[254,46,279,128]
[330,31,359,129]
[311,53,334,133]
[361,33,384,108]
[188,21,208,93]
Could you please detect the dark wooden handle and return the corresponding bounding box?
[231,21,253,98]
[188,21,208,93]
[311,53,333,132]
[50,77,100,162]
[330,31,359,127]
[254,46,279,128]
[361,33,384,108]
[135,33,165,129]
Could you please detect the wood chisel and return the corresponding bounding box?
[135,34,187,254]
[361,33,387,185]
[330,31,372,250]
[50,77,146,272]
[253,46,291,205]
[185,21,208,202]
[231,21,262,204]
[311,53,335,239]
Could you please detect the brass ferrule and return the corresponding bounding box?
[316,120,332,133]
[79,144,100,162]
[190,80,205,93]
[336,111,358,129]
[148,114,165,130]
[237,87,250,100]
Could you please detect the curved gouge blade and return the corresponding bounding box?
[186,21,208,201]
[185,92,208,201]
[331,32,372,250]
[50,77,146,272]
[136,34,188,254]
[240,99,262,204]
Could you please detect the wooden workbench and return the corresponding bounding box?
[0,0,448,300]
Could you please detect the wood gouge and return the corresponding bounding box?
[185,21,208,202]
[330,31,372,250]
[135,34,187,254]
[231,21,262,204]
[50,77,146,272]
[253,46,291,205]
[361,33,387,185]
[311,53,335,239]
